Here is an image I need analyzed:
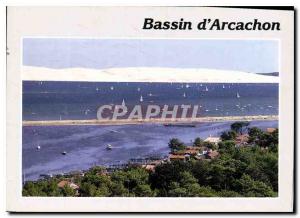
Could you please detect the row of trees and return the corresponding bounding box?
[23,124,278,197]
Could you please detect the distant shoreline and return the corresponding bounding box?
[22,115,278,126]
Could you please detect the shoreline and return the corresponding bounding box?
[22,115,278,126]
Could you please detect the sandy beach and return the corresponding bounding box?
[23,115,278,126]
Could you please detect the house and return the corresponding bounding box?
[204,136,221,145]
[266,128,276,133]
[169,154,186,162]
[184,149,199,155]
[142,164,156,172]
[205,150,219,159]
[57,180,80,190]
[185,146,201,151]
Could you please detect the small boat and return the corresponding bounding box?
[140,95,143,102]
[61,151,67,155]
[110,86,114,90]
[36,145,41,150]
[137,87,141,92]
[109,129,119,133]
[148,93,153,97]
[96,87,99,91]
[106,144,113,150]
[236,92,240,98]
[185,84,190,88]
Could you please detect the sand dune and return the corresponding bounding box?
[22,66,279,83]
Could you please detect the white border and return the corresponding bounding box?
[6,6,294,212]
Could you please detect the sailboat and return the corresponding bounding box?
[140,95,143,102]
[148,93,153,97]
[236,92,240,98]
[137,87,141,92]
[121,99,126,107]
[205,86,208,92]
[96,87,99,91]
[183,92,186,98]
[185,84,190,88]
[222,84,225,89]
[110,86,114,90]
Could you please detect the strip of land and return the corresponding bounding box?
[22,66,279,83]
[22,115,278,126]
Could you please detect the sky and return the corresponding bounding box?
[23,38,279,74]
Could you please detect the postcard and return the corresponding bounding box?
[6,6,294,212]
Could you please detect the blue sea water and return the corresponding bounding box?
[23,121,278,181]
[22,81,279,181]
[23,81,278,120]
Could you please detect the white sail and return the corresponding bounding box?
[183,92,186,98]
[236,92,240,98]
[122,99,126,106]
[205,86,208,91]
[137,87,141,92]
[140,95,143,102]
[222,84,225,88]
